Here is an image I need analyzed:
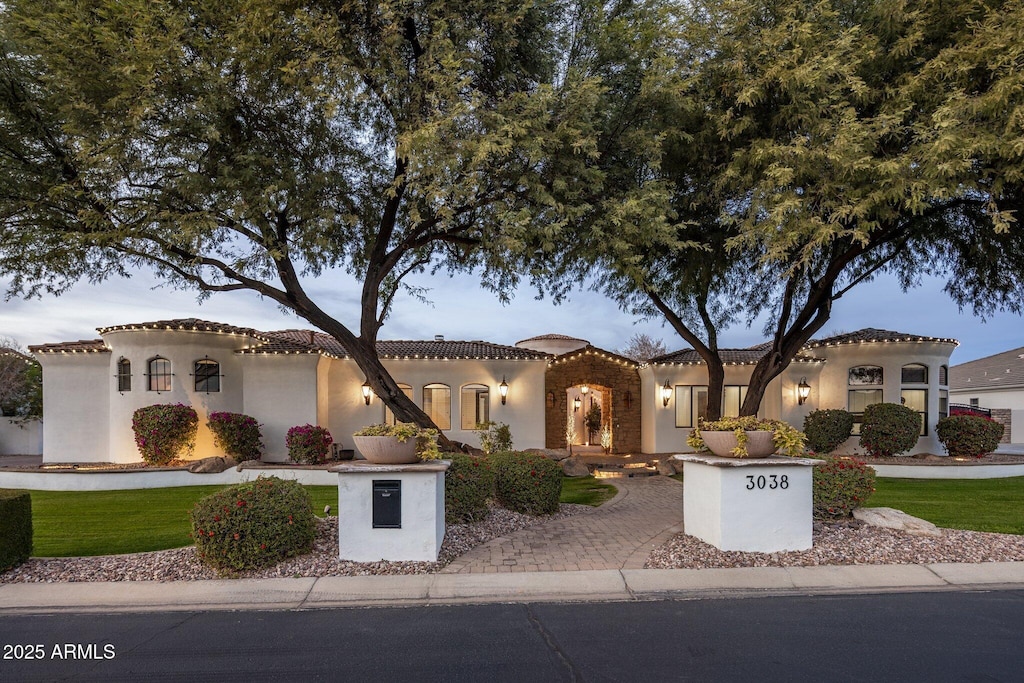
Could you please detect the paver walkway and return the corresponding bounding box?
[442,476,684,573]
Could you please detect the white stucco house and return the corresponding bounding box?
[28,320,959,462]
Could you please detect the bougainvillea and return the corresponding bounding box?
[132,403,198,465]
[285,424,333,464]
[207,411,264,462]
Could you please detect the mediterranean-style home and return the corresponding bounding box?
[28,319,958,463]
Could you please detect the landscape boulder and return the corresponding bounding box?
[187,456,237,474]
[561,456,591,477]
[853,507,941,537]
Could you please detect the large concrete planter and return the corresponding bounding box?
[700,430,777,458]
[352,435,420,464]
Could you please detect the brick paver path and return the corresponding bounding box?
[441,477,683,573]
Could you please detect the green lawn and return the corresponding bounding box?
[560,476,618,506]
[28,485,337,557]
[867,476,1024,535]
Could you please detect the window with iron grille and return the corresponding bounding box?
[147,357,171,392]
[116,358,131,392]
[194,359,220,393]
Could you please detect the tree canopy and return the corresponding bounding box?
[564,0,1024,419]
[0,338,41,418]
[0,0,621,444]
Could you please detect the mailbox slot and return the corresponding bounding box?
[372,480,401,529]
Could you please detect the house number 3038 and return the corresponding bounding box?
[745,474,788,490]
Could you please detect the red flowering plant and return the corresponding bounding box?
[936,415,1004,458]
[132,403,198,465]
[812,457,877,519]
[488,451,562,515]
[286,424,333,464]
[207,411,264,462]
[190,476,315,572]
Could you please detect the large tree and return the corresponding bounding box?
[567,0,1024,419]
[0,0,612,446]
[0,338,41,418]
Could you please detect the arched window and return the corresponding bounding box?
[422,383,451,430]
[384,384,414,426]
[939,365,948,386]
[147,357,171,392]
[848,365,883,386]
[194,358,220,393]
[461,384,490,430]
[116,358,131,392]
[901,363,928,384]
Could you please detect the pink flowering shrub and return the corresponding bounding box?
[190,477,315,571]
[207,411,264,462]
[286,424,333,464]
[812,457,876,519]
[132,403,198,465]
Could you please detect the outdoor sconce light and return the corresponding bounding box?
[661,380,672,407]
[798,377,811,405]
[499,376,509,405]
[580,384,589,395]
[573,396,582,412]
[546,391,555,408]
[362,380,372,405]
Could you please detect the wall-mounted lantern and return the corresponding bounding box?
[499,376,509,405]
[580,384,589,396]
[362,380,372,405]
[573,396,582,412]
[797,377,811,405]
[661,380,672,407]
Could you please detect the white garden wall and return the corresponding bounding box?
[0,417,42,455]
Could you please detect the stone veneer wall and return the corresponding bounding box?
[544,347,642,453]
[990,409,1012,444]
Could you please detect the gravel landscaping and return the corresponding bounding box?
[0,503,592,583]
[646,519,1024,569]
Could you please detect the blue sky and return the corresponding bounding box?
[1,268,1020,364]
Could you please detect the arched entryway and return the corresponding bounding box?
[566,383,610,447]
[545,346,642,453]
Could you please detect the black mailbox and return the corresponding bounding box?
[372,480,401,529]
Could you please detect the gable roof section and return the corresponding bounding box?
[806,328,958,348]
[549,345,639,368]
[949,346,1024,391]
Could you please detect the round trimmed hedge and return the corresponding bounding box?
[803,409,854,455]
[207,411,264,462]
[132,403,198,465]
[445,453,495,523]
[191,477,316,572]
[936,415,1004,458]
[859,403,921,457]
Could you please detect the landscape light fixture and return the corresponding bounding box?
[362,380,372,405]
[661,380,672,407]
[499,376,509,405]
[798,377,811,405]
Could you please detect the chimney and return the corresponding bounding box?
[308,330,315,345]
[434,335,444,342]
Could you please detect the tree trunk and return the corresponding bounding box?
[704,357,725,422]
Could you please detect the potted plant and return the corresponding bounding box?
[352,424,441,464]
[687,416,806,458]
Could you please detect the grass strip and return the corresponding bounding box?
[559,476,618,507]
[867,476,1024,535]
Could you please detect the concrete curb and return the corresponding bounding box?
[2,563,1023,614]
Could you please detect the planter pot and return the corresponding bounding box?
[352,435,420,464]
[700,430,777,458]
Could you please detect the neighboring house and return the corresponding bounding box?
[949,346,1024,443]
[30,320,958,462]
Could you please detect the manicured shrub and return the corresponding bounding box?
[0,489,32,571]
[812,457,876,519]
[445,453,495,523]
[207,411,264,462]
[190,477,315,572]
[477,421,513,455]
[286,424,333,464]
[489,451,562,516]
[859,403,921,457]
[132,403,198,465]
[936,415,1004,458]
[803,409,855,455]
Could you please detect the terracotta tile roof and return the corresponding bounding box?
[648,348,825,366]
[516,333,590,345]
[241,331,551,361]
[806,328,958,348]
[97,318,266,338]
[0,347,33,361]
[548,345,639,367]
[949,346,1024,391]
[29,339,110,354]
